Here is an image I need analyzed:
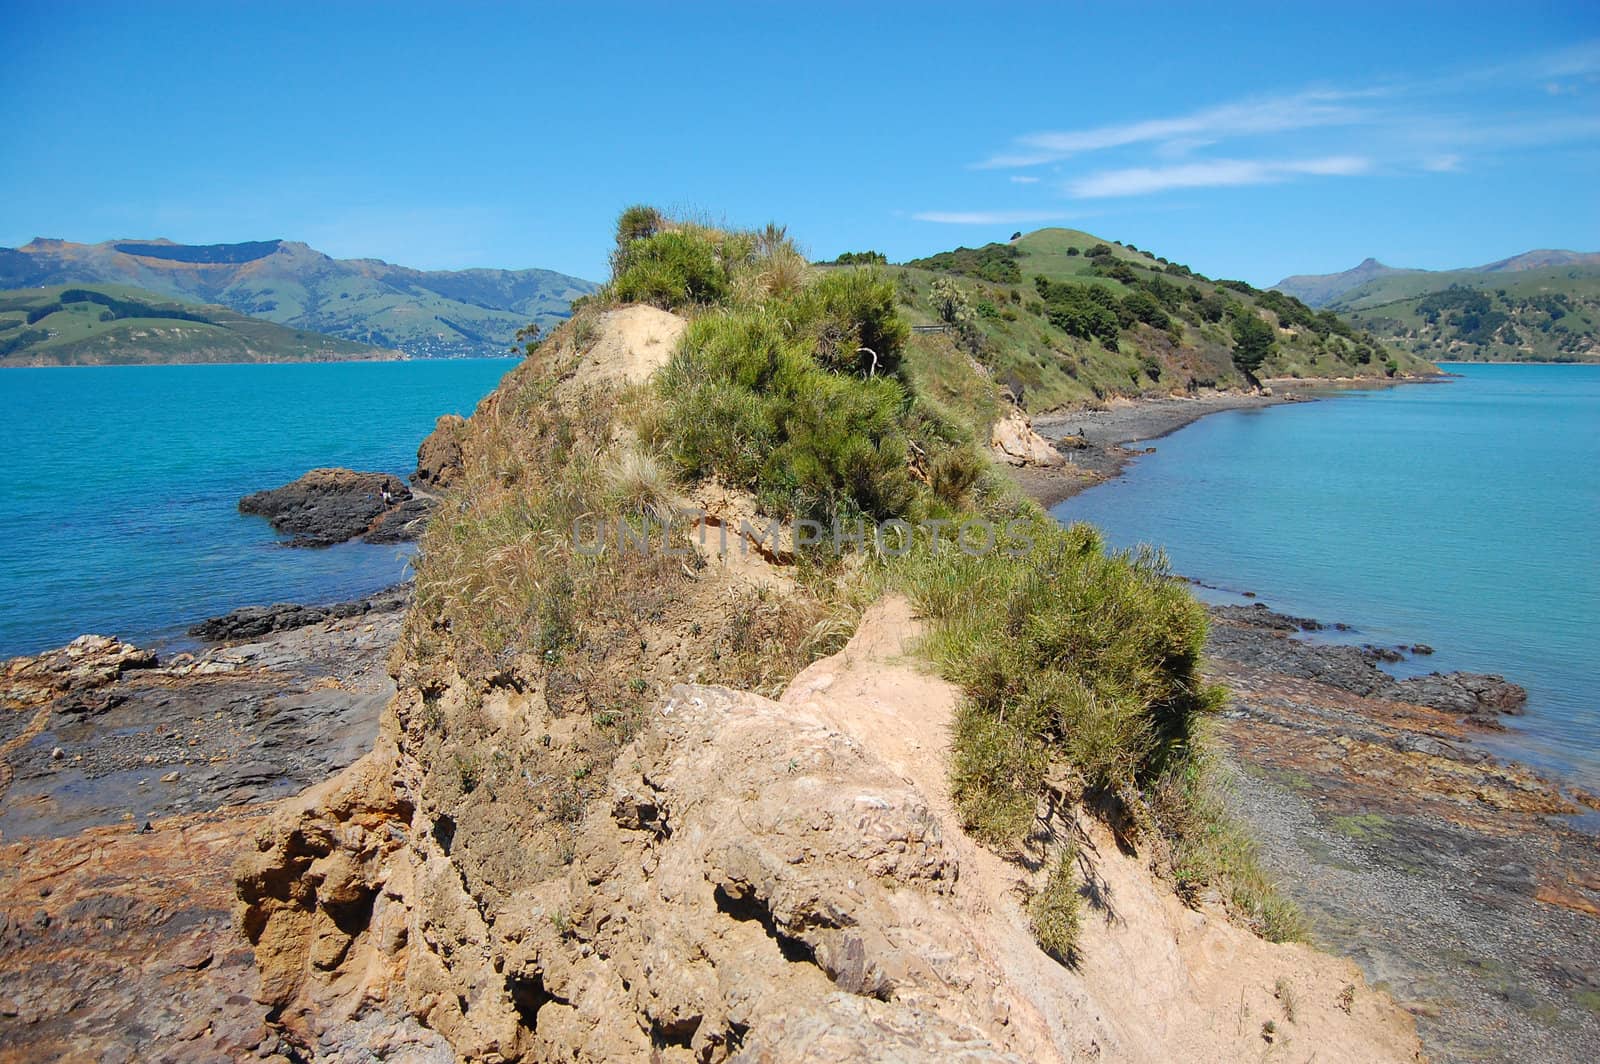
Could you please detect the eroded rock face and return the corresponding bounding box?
[414,414,467,490]
[240,468,433,547]
[990,409,1066,468]
[238,602,1421,1064]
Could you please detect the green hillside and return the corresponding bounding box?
[0,284,393,366]
[871,228,1436,412]
[1327,266,1600,363]
[0,239,598,358]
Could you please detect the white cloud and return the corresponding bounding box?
[1009,175,1040,184]
[1067,156,1371,198]
[977,90,1371,169]
[1422,153,1463,172]
[1536,40,1600,79]
[912,210,1076,225]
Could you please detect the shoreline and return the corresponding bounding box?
[1204,601,1600,1060]
[1005,379,1600,1059]
[1018,374,1445,508]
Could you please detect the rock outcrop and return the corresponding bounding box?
[236,600,1421,1063]
[188,585,411,643]
[240,468,434,547]
[413,414,467,490]
[1205,611,1528,724]
[2,635,157,710]
[990,408,1065,467]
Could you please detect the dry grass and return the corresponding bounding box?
[1029,844,1084,964]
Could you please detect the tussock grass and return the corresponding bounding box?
[1029,844,1084,963]
[1150,749,1308,942]
[897,519,1224,843]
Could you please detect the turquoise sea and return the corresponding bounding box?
[1,359,519,657]
[5,360,1596,786]
[1054,363,1600,787]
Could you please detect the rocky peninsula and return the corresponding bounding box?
[0,227,1585,1063]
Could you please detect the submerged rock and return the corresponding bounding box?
[239,468,434,547]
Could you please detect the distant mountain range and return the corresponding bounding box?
[0,283,392,366]
[1274,250,1600,363]
[1274,249,1600,307]
[0,238,598,359]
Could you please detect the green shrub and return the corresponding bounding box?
[657,308,920,521]
[829,250,887,266]
[1230,308,1276,375]
[615,204,663,246]
[906,242,1022,283]
[1151,751,1307,942]
[612,229,731,310]
[788,268,910,377]
[1120,290,1170,330]
[898,520,1225,844]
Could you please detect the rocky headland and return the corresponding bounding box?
[0,255,1582,1064]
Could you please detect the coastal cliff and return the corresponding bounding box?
[4,212,1593,1063]
[227,211,1425,1061]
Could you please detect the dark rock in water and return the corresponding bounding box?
[1206,622,1389,695]
[1206,606,1529,724]
[363,497,436,544]
[240,468,419,547]
[414,413,467,489]
[1411,644,1435,656]
[1385,672,1528,722]
[188,585,411,642]
[1209,602,1325,632]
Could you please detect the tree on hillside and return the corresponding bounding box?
[1229,307,1275,386]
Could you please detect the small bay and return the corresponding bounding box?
[1053,363,1600,787]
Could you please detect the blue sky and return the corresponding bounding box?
[2,1,1596,285]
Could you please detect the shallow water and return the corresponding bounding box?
[1053,364,1600,787]
[1,358,519,655]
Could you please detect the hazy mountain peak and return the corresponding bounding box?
[0,237,597,358]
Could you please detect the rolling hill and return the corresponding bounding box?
[0,238,598,358]
[866,228,1436,413]
[1274,252,1600,363]
[0,284,394,366]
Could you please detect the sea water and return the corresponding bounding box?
[1,359,519,656]
[1054,363,1600,786]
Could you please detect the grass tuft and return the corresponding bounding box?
[1029,844,1083,963]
